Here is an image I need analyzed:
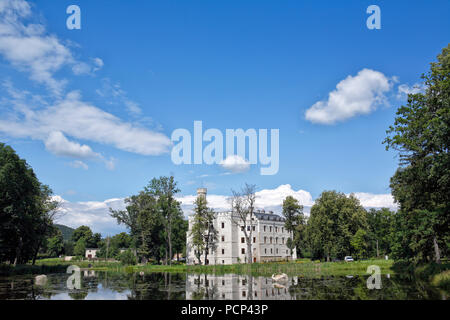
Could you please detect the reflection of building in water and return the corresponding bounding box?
[186,274,298,300]
[83,270,96,278]
[187,188,297,265]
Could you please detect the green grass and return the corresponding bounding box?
[0,258,395,277]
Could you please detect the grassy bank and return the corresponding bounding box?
[1,258,395,277]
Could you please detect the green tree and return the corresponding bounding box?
[119,249,137,265]
[0,143,58,264]
[144,176,183,265]
[351,229,368,260]
[366,208,394,258]
[282,196,305,256]
[47,231,64,257]
[74,238,86,257]
[189,195,217,265]
[306,191,368,261]
[384,44,450,263]
[110,176,186,264]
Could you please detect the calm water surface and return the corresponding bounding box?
[0,271,446,300]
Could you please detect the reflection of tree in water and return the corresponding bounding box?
[94,271,186,300]
[191,274,219,300]
[288,275,445,300]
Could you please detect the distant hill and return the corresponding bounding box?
[55,224,75,241]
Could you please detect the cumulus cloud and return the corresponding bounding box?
[54,196,127,236]
[305,69,393,124]
[177,184,314,216]
[219,155,250,173]
[350,192,397,209]
[53,186,397,235]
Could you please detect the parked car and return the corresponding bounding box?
[344,256,354,262]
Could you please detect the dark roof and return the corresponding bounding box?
[254,211,285,222]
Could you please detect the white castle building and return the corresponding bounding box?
[186,274,299,300]
[186,188,297,265]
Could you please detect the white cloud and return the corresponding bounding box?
[350,192,397,209]
[54,196,127,236]
[255,184,314,208]
[0,90,172,156]
[69,160,88,170]
[52,187,397,235]
[397,83,425,98]
[305,69,393,124]
[219,155,250,173]
[177,184,314,216]
[45,131,99,159]
[0,0,74,94]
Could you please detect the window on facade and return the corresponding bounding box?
[253,237,256,243]
[221,222,225,229]
[264,226,266,232]
[242,291,246,297]
[252,226,255,231]
[282,227,284,233]
[222,249,225,254]
[222,260,225,264]
[271,248,273,254]
[270,237,272,244]
[276,237,278,244]
[241,226,244,231]
[222,280,225,285]
[276,248,278,254]
[241,248,245,254]
[264,248,267,254]
[270,226,272,232]
[264,236,266,243]
[275,227,278,232]
[282,238,284,244]
[247,226,250,231]
[222,236,225,242]
[241,237,245,243]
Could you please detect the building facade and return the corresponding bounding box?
[186,274,299,300]
[186,188,297,265]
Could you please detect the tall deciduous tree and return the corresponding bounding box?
[306,191,368,261]
[384,44,450,263]
[282,196,304,256]
[230,184,256,264]
[189,195,217,265]
[0,143,59,264]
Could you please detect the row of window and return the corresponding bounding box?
[240,248,289,255]
[219,222,286,234]
[220,236,288,244]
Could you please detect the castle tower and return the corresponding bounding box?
[197,188,207,200]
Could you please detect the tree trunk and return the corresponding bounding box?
[247,240,252,264]
[433,235,441,264]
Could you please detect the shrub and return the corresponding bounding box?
[431,270,450,290]
[119,250,137,265]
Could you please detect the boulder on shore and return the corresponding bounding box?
[35,274,47,286]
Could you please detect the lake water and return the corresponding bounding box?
[0,271,446,300]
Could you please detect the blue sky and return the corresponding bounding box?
[0,0,449,235]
